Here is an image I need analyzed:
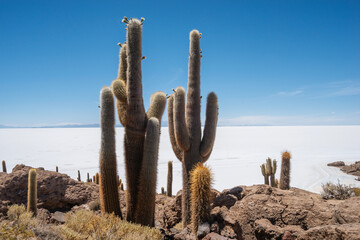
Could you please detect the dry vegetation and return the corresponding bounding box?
[321,181,355,200]
[0,205,162,240]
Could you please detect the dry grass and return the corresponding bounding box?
[60,209,162,240]
[321,181,354,200]
[0,204,36,239]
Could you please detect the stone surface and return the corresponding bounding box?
[50,211,66,224]
[203,232,229,240]
[0,164,99,213]
[197,222,210,238]
[327,161,345,167]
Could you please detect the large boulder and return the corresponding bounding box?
[0,164,99,214]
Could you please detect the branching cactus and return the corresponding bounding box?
[260,163,269,185]
[99,87,122,218]
[168,30,218,226]
[111,17,166,223]
[2,160,6,173]
[27,169,37,215]
[280,151,291,190]
[190,163,212,236]
[167,161,173,197]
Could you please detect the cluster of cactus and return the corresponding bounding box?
[97,17,165,227]
[167,161,173,197]
[27,169,37,215]
[190,163,212,235]
[167,29,218,226]
[2,160,6,173]
[260,158,277,187]
[280,151,291,190]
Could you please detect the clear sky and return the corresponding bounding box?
[0,0,359,127]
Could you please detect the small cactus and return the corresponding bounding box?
[93,175,96,183]
[280,151,291,190]
[87,173,90,182]
[161,187,165,195]
[27,169,37,215]
[120,183,124,191]
[167,161,173,197]
[2,160,6,173]
[190,163,212,235]
[77,170,81,181]
[56,166,58,173]
[260,164,269,185]
[96,173,100,185]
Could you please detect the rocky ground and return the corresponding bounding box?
[328,161,360,181]
[1,165,360,240]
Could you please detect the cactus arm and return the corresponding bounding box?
[126,18,146,131]
[111,79,127,103]
[200,92,218,160]
[167,94,183,160]
[146,91,167,124]
[174,87,190,151]
[135,117,160,227]
[99,87,122,218]
[117,43,127,82]
[186,30,202,149]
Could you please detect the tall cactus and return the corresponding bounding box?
[190,163,212,235]
[168,30,218,226]
[2,160,6,173]
[260,163,269,185]
[167,161,173,197]
[27,169,37,215]
[280,151,291,190]
[111,17,166,223]
[99,87,122,218]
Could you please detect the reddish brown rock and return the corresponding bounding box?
[0,164,99,213]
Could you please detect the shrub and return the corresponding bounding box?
[60,210,162,240]
[321,181,354,200]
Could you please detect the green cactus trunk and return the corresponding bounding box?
[167,161,173,197]
[190,163,212,236]
[2,160,6,173]
[27,169,37,215]
[135,118,160,227]
[99,87,122,218]
[168,30,218,227]
[111,18,166,224]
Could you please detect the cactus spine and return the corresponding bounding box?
[167,161,173,197]
[111,18,166,223]
[190,163,212,235]
[2,160,6,173]
[280,151,291,190]
[99,87,122,218]
[27,169,37,215]
[260,163,269,185]
[168,30,218,226]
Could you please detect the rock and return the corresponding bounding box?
[174,227,193,240]
[210,221,220,233]
[50,211,66,224]
[213,194,237,209]
[36,208,51,222]
[298,223,360,240]
[203,232,229,240]
[222,186,243,200]
[327,161,345,167]
[0,164,98,214]
[197,222,210,239]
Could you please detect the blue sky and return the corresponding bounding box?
[0,0,359,127]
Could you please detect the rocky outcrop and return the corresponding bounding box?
[0,164,99,214]
[328,161,360,180]
[327,161,345,167]
[162,185,360,240]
